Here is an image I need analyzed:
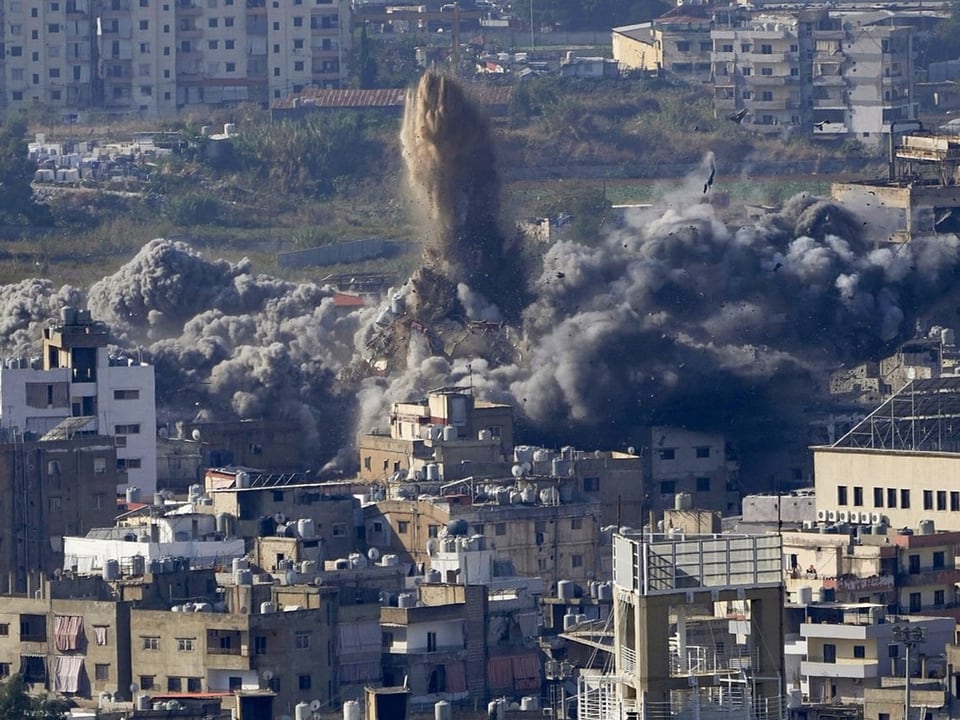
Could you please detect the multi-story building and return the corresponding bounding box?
[0,307,156,496]
[611,6,713,82]
[0,0,349,118]
[644,426,740,515]
[813,376,960,532]
[800,604,952,707]
[0,434,120,592]
[577,531,784,720]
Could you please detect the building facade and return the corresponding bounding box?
[0,0,349,119]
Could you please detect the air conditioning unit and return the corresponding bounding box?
[816,509,828,522]
[838,510,850,523]
[870,512,882,524]
[848,511,861,523]
[802,520,814,530]
[827,509,838,522]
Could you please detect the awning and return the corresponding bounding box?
[54,656,84,694]
[340,661,381,684]
[487,652,541,691]
[93,626,108,646]
[55,616,84,652]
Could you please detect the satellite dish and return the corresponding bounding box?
[261,670,274,681]
[191,429,201,441]
[129,683,139,694]
[367,547,381,562]
[511,465,523,478]
[310,700,322,712]
[627,446,636,455]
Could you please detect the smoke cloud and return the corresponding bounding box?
[2,74,960,479]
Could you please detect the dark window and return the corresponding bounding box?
[187,678,201,692]
[853,645,865,659]
[837,486,848,505]
[140,675,155,690]
[933,551,945,568]
[937,490,947,511]
[167,677,181,692]
[900,489,910,509]
[924,490,933,510]
[887,488,897,508]
[299,674,311,690]
[909,555,920,574]
[874,487,884,507]
[909,592,921,612]
[696,477,710,492]
[659,448,675,460]
[661,481,676,494]
[853,487,863,506]
[695,446,710,458]
[583,477,599,492]
[95,664,109,680]
[823,644,836,663]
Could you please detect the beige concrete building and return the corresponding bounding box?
[612,7,713,82]
[0,0,349,118]
[813,377,960,532]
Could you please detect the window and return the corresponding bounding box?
[659,448,675,460]
[143,636,160,650]
[0,665,9,679]
[208,40,218,49]
[583,477,599,492]
[225,40,235,50]
[661,481,676,494]
[272,490,284,502]
[676,41,690,51]
[823,643,836,663]
[115,423,140,435]
[177,638,194,651]
[760,43,772,54]
[695,446,710,458]
[571,518,582,530]
[0,625,8,636]
[900,489,910,509]
[95,664,109,681]
[167,677,181,692]
[140,19,149,29]
[853,486,863,506]
[937,490,947,511]
[372,521,383,533]
[935,589,945,606]
[294,61,305,71]
[888,644,899,658]
[696,477,710,492]
[254,636,267,655]
[140,676,155,691]
[909,592,921,612]
[924,490,933,510]
[295,631,311,649]
[908,554,920,574]
[874,487,884,507]
[208,17,218,27]
[952,491,960,511]
[299,674,311,690]
[294,38,304,49]
[332,523,347,537]
[473,524,484,535]
[426,632,437,652]
[428,525,439,538]
[933,551,945,568]
[495,523,506,536]
[572,554,583,568]
[837,486,848,505]
[887,488,897,508]
[117,458,142,470]
[853,645,865,659]
[225,16,234,26]
[397,521,409,534]
[229,676,242,690]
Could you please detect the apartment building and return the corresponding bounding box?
[612,7,713,82]
[813,377,960,532]
[0,308,156,497]
[0,0,348,118]
[800,604,952,707]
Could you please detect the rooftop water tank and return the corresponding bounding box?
[381,554,399,567]
[344,700,361,720]
[918,519,936,535]
[443,425,457,441]
[557,579,575,600]
[126,486,141,504]
[102,558,119,581]
[425,568,442,584]
[261,602,277,614]
[479,429,492,441]
[675,492,693,511]
[435,700,452,720]
[297,518,316,539]
[295,703,311,720]
[235,568,253,586]
[130,555,145,576]
[520,697,539,711]
[425,463,440,481]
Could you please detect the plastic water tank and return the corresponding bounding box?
[797,586,813,605]
[102,559,120,581]
[232,557,249,573]
[381,554,399,567]
[487,699,505,720]
[297,518,316,539]
[520,696,539,711]
[557,579,575,600]
[425,463,440,481]
[136,694,151,711]
[479,429,492,441]
[261,601,277,614]
[130,555,146,576]
[295,703,311,720]
[435,700,452,720]
[425,568,442,584]
[397,592,415,609]
[597,582,613,602]
[126,486,141,504]
[235,569,253,586]
[563,612,577,631]
[344,700,361,720]
[918,519,936,535]
[300,560,317,575]
[675,492,693,511]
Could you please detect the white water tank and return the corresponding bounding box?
[295,702,311,720]
[344,700,361,720]
[235,568,253,586]
[557,579,575,600]
[297,518,316,539]
[520,696,539,711]
[232,557,249,573]
[597,582,613,601]
[397,592,415,608]
[443,425,457,441]
[425,568,442,584]
[675,492,693,510]
[380,554,399,567]
[479,429,492,441]
[563,612,577,631]
[126,486,141,504]
[102,559,120,581]
[435,700,452,720]
[425,463,440,481]
[487,699,505,720]
[261,602,277,614]
[918,519,936,535]
[136,694,151,711]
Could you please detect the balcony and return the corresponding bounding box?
[745,99,789,111]
[801,658,879,679]
[897,567,960,588]
[748,75,791,86]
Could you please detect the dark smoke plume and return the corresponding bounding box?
[4,75,960,479]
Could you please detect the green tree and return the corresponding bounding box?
[0,673,69,720]
[0,119,53,225]
[356,25,378,89]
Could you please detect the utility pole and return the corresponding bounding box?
[892,624,926,720]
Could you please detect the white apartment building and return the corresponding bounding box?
[0,0,348,118]
[0,307,157,495]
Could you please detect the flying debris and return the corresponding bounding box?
[728,108,749,124]
[703,165,716,195]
